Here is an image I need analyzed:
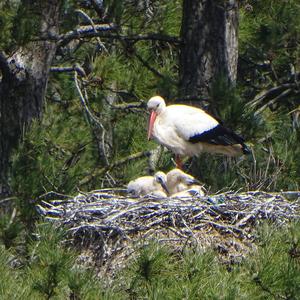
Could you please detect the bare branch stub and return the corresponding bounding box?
[37,190,300,277]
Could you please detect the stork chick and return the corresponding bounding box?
[166,168,201,196]
[127,171,168,197]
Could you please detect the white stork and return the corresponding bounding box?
[127,171,168,197]
[147,96,250,168]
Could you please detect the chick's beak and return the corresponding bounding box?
[160,181,169,195]
[186,178,201,186]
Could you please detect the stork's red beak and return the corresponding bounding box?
[147,111,157,140]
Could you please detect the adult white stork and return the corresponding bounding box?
[127,171,168,197]
[147,96,250,168]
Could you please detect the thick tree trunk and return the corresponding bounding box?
[0,1,61,196]
[179,0,239,99]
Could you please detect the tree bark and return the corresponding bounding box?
[0,1,61,196]
[179,0,239,99]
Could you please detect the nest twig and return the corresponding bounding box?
[37,190,300,276]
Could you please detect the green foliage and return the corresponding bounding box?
[240,1,300,61]
[0,214,23,249]
[120,244,240,299]
[11,2,40,46]
[0,1,19,51]
[5,0,61,49]
[246,222,300,299]
[116,222,300,299]
[26,224,74,299]
[239,1,300,107]
[0,223,117,299]
[0,246,27,300]
[11,106,96,196]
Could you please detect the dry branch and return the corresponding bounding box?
[57,24,180,48]
[58,23,117,47]
[50,66,86,77]
[249,83,299,113]
[37,190,300,277]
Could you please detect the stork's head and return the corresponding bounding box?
[127,182,138,197]
[153,171,169,195]
[147,96,166,140]
[167,168,200,186]
[147,96,166,114]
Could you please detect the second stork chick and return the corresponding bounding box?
[166,168,205,196]
[127,171,168,197]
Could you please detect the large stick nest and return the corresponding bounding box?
[37,190,300,276]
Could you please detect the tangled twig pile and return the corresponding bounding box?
[37,190,300,276]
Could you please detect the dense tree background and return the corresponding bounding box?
[1,0,299,199]
[0,0,299,298]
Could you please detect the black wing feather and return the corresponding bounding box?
[188,124,245,146]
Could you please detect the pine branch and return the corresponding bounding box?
[134,51,166,80]
[108,101,146,110]
[93,33,181,44]
[58,23,117,47]
[254,88,293,115]
[174,95,211,103]
[249,83,297,110]
[58,24,180,47]
[253,276,286,299]
[50,65,86,77]
[75,9,108,53]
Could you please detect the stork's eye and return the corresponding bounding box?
[156,104,159,108]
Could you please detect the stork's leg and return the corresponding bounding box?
[175,155,183,169]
